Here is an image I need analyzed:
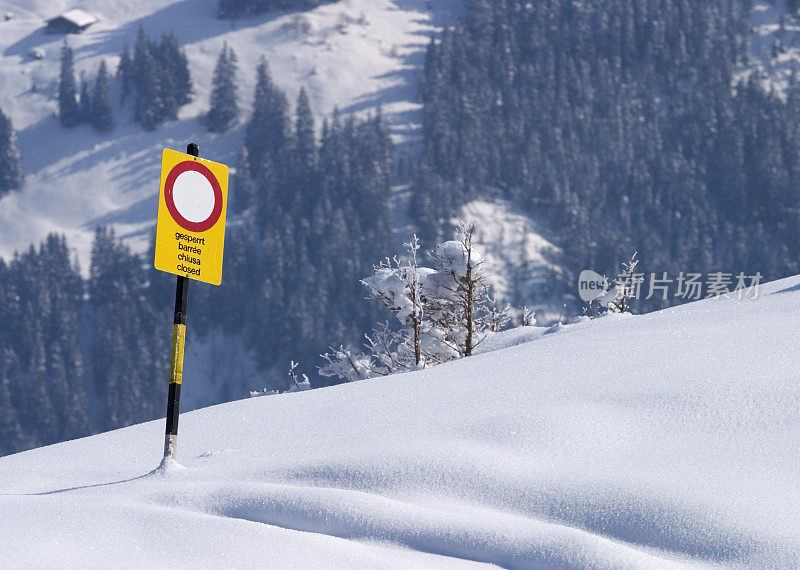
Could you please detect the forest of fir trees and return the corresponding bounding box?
[0,50,394,456]
[216,0,338,19]
[57,28,193,133]
[412,0,800,313]
[0,107,22,198]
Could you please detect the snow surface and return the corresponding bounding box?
[2,274,799,568]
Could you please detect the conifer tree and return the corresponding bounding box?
[232,145,254,214]
[24,338,59,445]
[127,28,193,130]
[425,222,490,358]
[159,32,193,116]
[78,71,91,124]
[133,28,161,130]
[206,42,239,132]
[295,87,316,170]
[217,0,329,19]
[58,41,80,127]
[88,227,167,429]
[291,87,317,213]
[0,108,22,196]
[118,45,133,104]
[245,57,290,183]
[91,60,115,133]
[0,349,24,455]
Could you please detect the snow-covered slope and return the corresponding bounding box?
[458,200,563,321]
[743,1,800,93]
[2,275,798,568]
[0,0,463,269]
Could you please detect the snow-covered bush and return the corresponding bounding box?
[321,223,503,382]
[361,235,435,367]
[424,221,492,358]
[520,306,535,326]
[601,252,640,314]
[250,361,311,396]
[319,346,374,382]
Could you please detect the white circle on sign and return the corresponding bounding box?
[172,170,216,223]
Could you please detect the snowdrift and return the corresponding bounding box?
[2,276,799,567]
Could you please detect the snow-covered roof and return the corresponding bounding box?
[51,9,97,27]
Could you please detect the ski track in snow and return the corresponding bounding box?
[1,275,800,567]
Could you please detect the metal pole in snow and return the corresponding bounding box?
[163,142,198,459]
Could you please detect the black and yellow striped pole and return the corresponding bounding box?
[163,142,198,460]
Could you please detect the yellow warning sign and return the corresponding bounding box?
[154,148,229,286]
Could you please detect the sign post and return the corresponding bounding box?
[155,143,229,459]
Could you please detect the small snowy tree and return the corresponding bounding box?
[604,252,640,314]
[319,346,374,382]
[206,42,239,132]
[521,306,535,326]
[425,221,491,357]
[486,296,511,333]
[363,322,411,375]
[321,225,505,383]
[322,237,435,382]
[287,360,311,391]
[361,235,435,367]
[250,360,311,396]
[0,108,22,196]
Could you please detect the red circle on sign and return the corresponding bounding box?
[164,160,223,233]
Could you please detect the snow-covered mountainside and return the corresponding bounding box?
[458,200,563,321]
[744,1,800,92]
[1,275,798,568]
[0,0,462,269]
[0,0,793,299]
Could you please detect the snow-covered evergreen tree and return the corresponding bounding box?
[295,87,316,170]
[604,252,640,314]
[117,45,133,104]
[58,41,80,127]
[158,31,193,114]
[88,227,167,430]
[206,42,239,132]
[361,236,435,368]
[425,221,491,358]
[0,349,25,455]
[78,71,91,124]
[132,27,160,130]
[126,28,192,130]
[319,346,374,382]
[91,60,114,133]
[244,57,290,183]
[232,145,254,214]
[0,108,22,196]
[322,225,501,383]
